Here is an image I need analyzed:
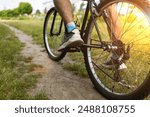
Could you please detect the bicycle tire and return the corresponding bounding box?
[43,7,66,61]
[84,0,150,99]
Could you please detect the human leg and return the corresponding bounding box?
[108,5,121,40]
[53,0,84,51]
[54,0,73,24]
[103,5,126,69]
[54,0,80,32]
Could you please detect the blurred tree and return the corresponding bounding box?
[72,4,76,12]
[44,8,48,14]
[12,8,19,16]
[79,2,85,11]
[0,2,32,17]
[35,9,41,15]
[18,2,33,15]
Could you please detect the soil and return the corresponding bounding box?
[6,24,105,100]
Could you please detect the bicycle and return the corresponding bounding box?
[43,0,150,99]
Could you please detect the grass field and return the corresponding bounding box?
[4,19,87,77]
[3,13,150,99]
[3,19,44,45]
[0,23,48,99]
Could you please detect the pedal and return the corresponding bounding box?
[67,47,81,52]
[59,47,81,53]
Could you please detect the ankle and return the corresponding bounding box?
[66,22,76,33]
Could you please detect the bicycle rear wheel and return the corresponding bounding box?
[43,7,66,61]
[84,0,150,99]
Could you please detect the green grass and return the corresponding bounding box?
[4,19,88,77]
[63,62,87,77]
[3,19,44,45]
[63,53,88,77]
[0,23,48,99]
[3,16,150,99]
[89,15,150,97]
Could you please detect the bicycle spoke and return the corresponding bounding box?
[86,0,150,98]
[114,2,123,29]
[98,14,110,41]
[119,5,136,39]
[93,52,106,64]
[92,60,114,79]
[121,17,145,39]
[91,38,101,43]
[120,3,130,38]
[129,47,150,57]
[127,27,150,44]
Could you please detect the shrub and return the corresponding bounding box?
[18,2,33,15]
[0,2,32,17]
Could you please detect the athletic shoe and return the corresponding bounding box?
[102,53,127,70]
[102,40,127,70]
[58,29,84,51]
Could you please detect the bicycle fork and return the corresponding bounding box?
[50,10,63,36]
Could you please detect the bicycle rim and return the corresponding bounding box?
[43,8,66,61]
[85,0,150,99]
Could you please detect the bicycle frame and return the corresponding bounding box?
[80,0,91,38]
[50,0,98,38]
[81,0,103,42]
[80,0,122,50]
[50,0,107,50]
[44,0,150,100]
[50,11,63,36]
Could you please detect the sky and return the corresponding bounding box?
[0,0,83,13]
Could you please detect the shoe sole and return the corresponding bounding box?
[67,40,84,47]
[102,64,115,70]
[102,63,127,70]
[58,39,84,51]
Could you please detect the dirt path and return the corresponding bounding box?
[6,24,105,100]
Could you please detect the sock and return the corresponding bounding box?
[66,22,76,33]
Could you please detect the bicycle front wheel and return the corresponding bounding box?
[84,0,150,99]
[43,7,66,61]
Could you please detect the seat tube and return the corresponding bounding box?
[50,10,57,36]
[80,1,90,38]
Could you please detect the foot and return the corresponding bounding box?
[102,52,119,69]
[102,53,127,70]
[102,40,127,70]
[58,29,84,51]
